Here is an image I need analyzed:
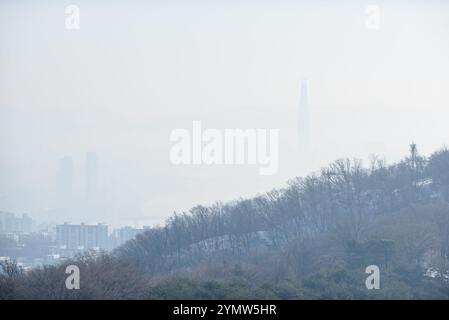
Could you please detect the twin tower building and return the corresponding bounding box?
[57,152,97,211]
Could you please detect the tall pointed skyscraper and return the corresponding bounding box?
[298,79,310,151]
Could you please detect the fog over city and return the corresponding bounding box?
[1,0,449,228]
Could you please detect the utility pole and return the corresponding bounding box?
[410,142,417,170]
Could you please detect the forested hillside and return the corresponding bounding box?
[2,146,449,299]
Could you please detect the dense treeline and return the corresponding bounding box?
[117,147,448,275]
[2,146,449,299]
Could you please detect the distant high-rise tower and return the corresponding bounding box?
[298,79,310,150]
[57,156,73,207]
[85,152,97,204]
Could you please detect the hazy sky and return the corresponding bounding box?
[1,0,448,227]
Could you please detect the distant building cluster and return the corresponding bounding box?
[0,212,148,270]
[55,223,148,253]
[56,222,108,253]
[0,212,33,235]
[109,226,149,248]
